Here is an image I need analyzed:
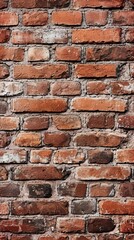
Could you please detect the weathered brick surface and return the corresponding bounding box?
[0,0,133,238]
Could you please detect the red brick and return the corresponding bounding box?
[53,149,84,164]
[56,46,81,61]
[11,201,68,215]
[11,235,32,240]
[76,166,130,180]
[23,116,49,130]
[0,150,26,164]
[12,30,42,44]
[0,133,10,148]
[53,115,81,130]
[120,219,134,233]
[23,12,48,26]
[30,150,52,163]
[44,132,70,147]
[14,64,69,79]
[90,183,115,197]
[71,237,94,240]
[0,101,8,114]
[125,235,134,240]
[0,0,8,8]
[0,29,10,43]
[75,132,125,147]
[0,12,18,26]
[51,81,81,96]
[11,0,42,8]
[87,114,115,129]
[75,64,117,78]
[14,132,41,147]
[57,218,85,233]
[52,11,82,25]
[72,98,126,112]
[88,150,113,164]
[0,117,19,130]
[87,81,108,95]
[113,11,134,25]
[0,219,44,233]
[0,65,9,78]
[72,29,121,43]
[86,46,134,61]
[85,11,108,25]
[0,183,20,197]
[25,82,49,96]
[0,235,7,240]
[12,98,67,113]
[39,235,68,240]
[11,0,70,8]
[98,234,123,240]
[12,166,69,180]
[73,0,124,8]
[119,182,134,197]
[116,149,134,163]
[126,29,134,42]
[111,81,134,95]
[0,166,7,180]
[118,115,134,129]
[58,182,87,197]
[99,200,134,214]
[28,47,49,61]
[0,46,24,61]
[0,202,9,214]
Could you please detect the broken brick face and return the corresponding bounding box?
[0,0,133,239]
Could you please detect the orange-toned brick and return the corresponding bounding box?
[52,11,82,26]
[56,46,81,61]
[72,29,121,43]
[0,12,18,26]
[85,10,108,25]
[14,132,41,147]
[23,12,48,26]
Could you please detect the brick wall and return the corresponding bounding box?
[0,0,134,239]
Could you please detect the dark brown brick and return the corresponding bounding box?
[71,200,96,215]
[11,201,68,215]
[119,182,134,197]
[58,182,87,197]
[28,184,52,198]
[87,218,115,233]
[88,150,113,164]
[0,101,7,114]
[0,133,10,148]
[44,132,70,147]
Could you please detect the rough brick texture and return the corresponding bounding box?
[0,0,133,239]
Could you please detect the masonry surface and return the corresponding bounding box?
[0,0,134,239]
